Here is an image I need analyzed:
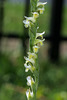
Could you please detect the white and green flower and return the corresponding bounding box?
[26,76,35,86]
[34,39,45,46]
[26,89,33,99]
[36,31,45,38]
[33,45,39,53]
[23,20,30,28]
[37,2,47,7]
[24,62,35,72]
[24,63,32,72]
[32,12,39,18]
[24,16,36,23]
[28,52,37,59]
[24,56,35,64]
[37,7,45,14]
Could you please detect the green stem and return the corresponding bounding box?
[30,0,38,12]
[29,26,36,52]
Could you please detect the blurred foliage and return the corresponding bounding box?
[3,2,25,35]
[0,84,26,100]
[0,53,26,87]
[39,60,67,90]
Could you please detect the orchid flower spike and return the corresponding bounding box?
[23,0,47,99]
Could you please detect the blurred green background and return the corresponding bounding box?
[0,1,67,100]
[3,2,67,36]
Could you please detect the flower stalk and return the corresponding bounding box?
[23,0,47,100]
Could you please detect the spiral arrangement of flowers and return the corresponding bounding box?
[23,0,47,100]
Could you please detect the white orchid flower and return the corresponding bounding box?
[26,76,35,86]
[28,52,37,59]
[37,7,45,14]
[24,62,35,72]
[24,16,36,23]
[37,2,47,7]
[24,56,35,64]
[32,12,39,18]
[34,39,45,46]
[24,63,32,72]
[26,89,33,99]
[36,31,45,38]
[23,20,30,28]
[33,46,39,53]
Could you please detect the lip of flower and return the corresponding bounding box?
[33,46,39,53]
[27,52,37,59]
[37,8,45,14]
[26,89,33,99]
[36,31,45,38]
[23,20,30,28]
[37,2,47,7]
[32,12,39,18]
[24,56,35,64]
[26,76,35,86]
[34,39,45,46]
[24,16,36,23]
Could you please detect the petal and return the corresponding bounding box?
[26,89,29,99]
[24,57,35,64]
[23,20,30,28]
[26,76,35,86]
[37,2,47,7]
[26,89,33,98]
[25,68,29,72]
[24,63,31,69]
[36,31,45,38]
[34,39,45,46]
[27,76,31,86]
[25,16,36,23]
